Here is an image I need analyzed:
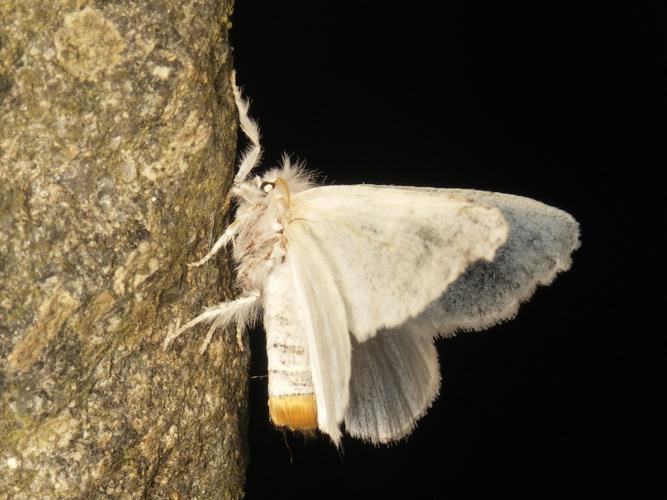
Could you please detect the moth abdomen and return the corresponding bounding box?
[264,262,318,432]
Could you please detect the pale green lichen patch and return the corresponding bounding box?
[152,64,172,80]
[54,7,126,83]
[27,410,79,451]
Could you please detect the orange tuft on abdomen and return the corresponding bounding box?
[268,394,318,431]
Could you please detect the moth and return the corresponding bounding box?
[164,72,580,445]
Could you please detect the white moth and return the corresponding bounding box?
[164,72,580,445]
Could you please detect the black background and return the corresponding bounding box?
[230,2,663,498]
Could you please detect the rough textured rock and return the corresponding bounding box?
[0,1,247,498]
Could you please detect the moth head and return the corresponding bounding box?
[232,174,291,207]
[259,176,291,207]
[231,155,314,210]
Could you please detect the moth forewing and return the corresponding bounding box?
[289,186,510,341]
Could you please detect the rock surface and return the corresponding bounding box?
[0,1,247,498]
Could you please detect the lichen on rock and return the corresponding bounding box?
[54,7,127,83]
[8,285,80,372]
[1,1,247,498]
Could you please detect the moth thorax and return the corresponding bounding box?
[263,267,317,431]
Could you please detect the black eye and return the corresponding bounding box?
[260,181,275,193]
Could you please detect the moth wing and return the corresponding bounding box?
[389,189,580,337]
[285,224,351,445]
[345,330,440,444]
[290,185,509,342]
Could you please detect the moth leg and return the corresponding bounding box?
[188,217,241,268]
[235,322,245,352]
[231,70,262,184]
[162,294,260,352]
[199,313,227,354]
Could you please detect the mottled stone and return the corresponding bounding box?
[0,1,246,498]
[8,285,80,371]
[54,7,126,83]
